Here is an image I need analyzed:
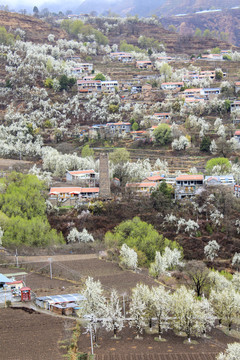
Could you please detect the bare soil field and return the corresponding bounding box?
[0,307,236,360]
[78,324,236,360]
[0,158,33,171]
[0,256,157,295]
[0,307,74,360]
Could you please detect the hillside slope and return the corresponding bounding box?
[0,11,67,42]
[156,0,240,16]
[161,8,240,47]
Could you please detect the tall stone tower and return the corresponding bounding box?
[99,153,111,198]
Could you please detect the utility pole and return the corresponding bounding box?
[15,249,19,268]
[48,258,52,280]
[90,325,94,355]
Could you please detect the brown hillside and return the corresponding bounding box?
[156,0,240,16]
[106,22,235,55]
[0,11,67,42]
[161,9,240,47]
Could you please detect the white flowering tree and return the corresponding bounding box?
[120,244,138,271]
[163,247,184,269]
[232,273,240,291]
[210,209,224,227]
[204,240,220,261]
[149,247,184,277]
[78,229,94,243]
[232,253,240,271]
[208,271,232,292]
[102,289,124,338]
[129,285,147,338]
[67,228,94,243]
[149,251,168,277]
[210,287,238,330]
[217,343,240,360]
[172,286,215,342]
[150,285,172,339]
[172,136,190,151]
[210,140,218,154]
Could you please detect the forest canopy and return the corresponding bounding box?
[0,173,63,247]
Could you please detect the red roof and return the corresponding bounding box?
[235,82,240,86]
[49,187,99,194]
[6,281,23,285]
[235,131,240,135]
[68,170,95,175]
[21,287,31,291]
[184,88,202,92]
[144,176,164,182]
[162,82,183,86]
[154,113,170,116]
[176,175,204,181]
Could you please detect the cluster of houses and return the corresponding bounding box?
[48,167,239,203]
[126,173,236,200]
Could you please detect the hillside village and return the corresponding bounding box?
[1,8,240,360]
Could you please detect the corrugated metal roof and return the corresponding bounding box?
[36,293,86,304]
[0,274,11,283]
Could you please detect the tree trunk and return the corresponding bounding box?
[149,318,152,331]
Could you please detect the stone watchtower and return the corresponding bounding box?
[99,153,111,199]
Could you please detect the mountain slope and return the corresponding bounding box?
[0,11,66,43]
[161,8,240,46]
[156,0,240,16]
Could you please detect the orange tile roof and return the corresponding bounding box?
[162,82,183,85]
[68,170,95,175]
[49,187,99,194]
[183,88,202,92]
[176,175,204,181]
[143,176,164,181]
[154,113,170,116]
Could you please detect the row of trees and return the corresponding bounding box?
[79,276,240,343]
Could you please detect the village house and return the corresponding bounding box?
[234,185,240,197]
[130,130,148,141]
[157,56,174,62]
[161,82,183,90]
[201,54,223,61]
[77,80,102,92]
[184,98,205,106]
[234,130,240,142]
[204,175,235,187]
[235,82,240,93]
[143,175,164,183]
[200,88,220,99]
[231,100,240,112]
[175,174,204,200]
[66,170,97,186]
[49,187,99,202]
[101,81,119,93]
[36,293,85,315]
[153,113,171,121]
[77,63,93,72]
[131,85,142,93]
[183,88,202,98]
[136,60,152,69]
[72,67,84,78]
[126,182,158,194]
[106,122,131,135]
